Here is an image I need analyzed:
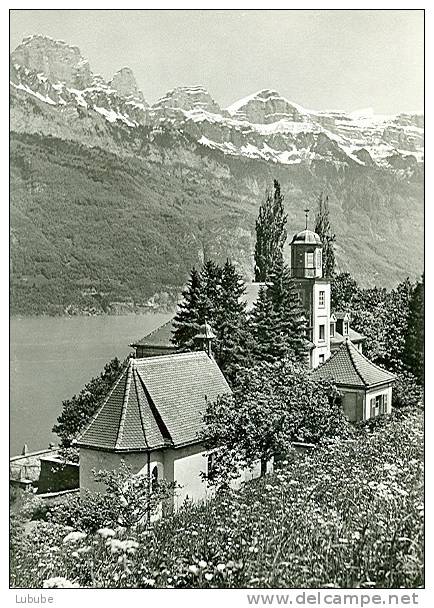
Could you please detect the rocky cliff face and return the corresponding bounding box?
[10,36,423,175]
[9,35,424,314]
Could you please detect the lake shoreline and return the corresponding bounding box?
[10,312,174,456]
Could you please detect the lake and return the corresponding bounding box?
[10,313,173,456]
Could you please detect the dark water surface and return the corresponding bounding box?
[10,313,172,456]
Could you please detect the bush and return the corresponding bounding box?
[392,371,424,410]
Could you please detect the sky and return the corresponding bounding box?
[10,9,424,114]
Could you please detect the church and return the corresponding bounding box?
[77,222,395,505]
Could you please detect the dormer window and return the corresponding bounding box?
[330,322,335,337]
[343,321,349,335]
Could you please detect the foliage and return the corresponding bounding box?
[201,360,352,485]
[46,462,176,532]
[254,180,287,282]
[314,192,335,277]
[171,268,203,349]
[172,260,249,384]
[392,370,424,410]
[249,259,307,365]
[52,357,127,446]
[10,410,423,589]
[403,274,424,383]
[331,272,359,311]
[332,273,423,379]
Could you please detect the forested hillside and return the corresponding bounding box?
[10,125,423,315]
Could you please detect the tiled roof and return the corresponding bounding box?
[78,352,231,452]
[311,338,395,388]
[130,319,177,349]
[77,360,167,451]
[331,328,365,346]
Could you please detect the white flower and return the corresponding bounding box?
[198,560,207,569]
[205,573,213,581]
[107,538,139,554]
[62,531,87,544]
[97,527,116,538]
[188,565,199,575]
[216,563,226,572]
[143,578,155,586]
[43,577,80,588]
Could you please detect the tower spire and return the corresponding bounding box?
[304,208,310,230]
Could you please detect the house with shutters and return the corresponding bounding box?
[310,338,395,422]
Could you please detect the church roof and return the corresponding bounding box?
[78,352,231,452]
[291,229,322,245]
[311,338,395,389]
[130,319,177,349]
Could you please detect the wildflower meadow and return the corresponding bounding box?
[10,408,423,589]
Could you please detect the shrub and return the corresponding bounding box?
[392,370,424,410]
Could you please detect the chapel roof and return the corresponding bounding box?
[311,338,395,389]
[130,319,177,349]
[77,352,231,452]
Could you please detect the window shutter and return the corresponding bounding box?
[370,397,376,418]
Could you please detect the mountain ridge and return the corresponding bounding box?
[9,35,424,315]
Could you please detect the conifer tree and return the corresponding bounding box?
[314,192,336,277]
[214,260,251,383]
[250,259,307,365]
[254,179,287,282]
[172,268,204,349]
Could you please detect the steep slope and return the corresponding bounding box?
[9,35,424,315]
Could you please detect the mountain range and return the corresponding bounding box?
[10,35,424,315]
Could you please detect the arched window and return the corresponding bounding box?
[151,465,159,492]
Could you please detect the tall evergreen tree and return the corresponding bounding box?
[314,192,336,277]
[254,179,287,282]
[404,274,424,383]
[214,260,251,383]
[172,268,204,349]
[250,259,307,365]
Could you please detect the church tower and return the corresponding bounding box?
[291,210,331,369]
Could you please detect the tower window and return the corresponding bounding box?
[319,354,325,364]
[306,252,314,268]
[316,249,322,269]
[319,324,325,341]
[319,290,325,308]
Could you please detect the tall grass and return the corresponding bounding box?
[10,409,423,589]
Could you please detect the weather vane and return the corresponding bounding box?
[304,208,310,230]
